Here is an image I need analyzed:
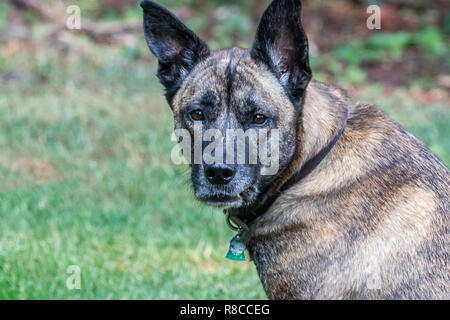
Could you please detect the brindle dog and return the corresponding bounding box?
[141,0,449,299]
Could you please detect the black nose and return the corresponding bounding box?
[204,164,236,185]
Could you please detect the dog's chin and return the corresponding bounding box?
[197,186,258,209]
[204,198,244,209]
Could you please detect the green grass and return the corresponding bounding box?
[0,45,448,299]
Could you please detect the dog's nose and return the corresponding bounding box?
[204,164,236,185]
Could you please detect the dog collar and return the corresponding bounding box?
[225,108,349,232]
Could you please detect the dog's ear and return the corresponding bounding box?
[251,0,312,111]
[141,1,210,104]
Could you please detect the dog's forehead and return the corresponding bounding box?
[172,48,292,115]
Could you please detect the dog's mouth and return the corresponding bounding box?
[199,186,258,208]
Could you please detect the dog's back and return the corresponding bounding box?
[245,81,450,299]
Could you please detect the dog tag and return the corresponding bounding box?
[226,234,246,262]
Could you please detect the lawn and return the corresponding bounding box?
[0,44,448,299]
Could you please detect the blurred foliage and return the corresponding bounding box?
[314,27,449,85]
[0,2,9,30]
[0,0,445,87]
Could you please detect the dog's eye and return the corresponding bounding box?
[253,114,268,125]
[189,110,205,121]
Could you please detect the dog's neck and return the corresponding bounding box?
[273,80,350,196]
[228,80,350,228]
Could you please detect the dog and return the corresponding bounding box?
[141,0,449,299]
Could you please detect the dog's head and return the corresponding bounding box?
[142,0,311,208]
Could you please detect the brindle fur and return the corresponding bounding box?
[141,0,450,299]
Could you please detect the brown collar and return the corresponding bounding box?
[226,108,349,231]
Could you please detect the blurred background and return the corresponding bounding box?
[0,0,448,299]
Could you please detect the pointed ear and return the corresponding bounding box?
[251,0,312,111]
[141,1,210,104]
